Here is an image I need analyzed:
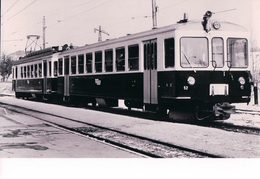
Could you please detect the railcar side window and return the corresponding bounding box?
[21,67,23,78]
[49,61,52,77]
[31,65,34,78]
[95,51,102,73]
[15,67,18,79]
[78,54,84,74]
[39,63,42,77]
[86,53,93,73]
[27,66,30,78]
[227,38,248,68]
[54,61,58,76]
[35,64,38,77]
[165,38,175,68]
[128,45,139,71]
[105,49,113,72]
[58,58,63,75]
[24,66,27,78]
[212,38,224,68]
[12,68,15,79]
[181,37,209,68]
[71,56,77,75]
[116,47,125,72]
[64,56,70,75]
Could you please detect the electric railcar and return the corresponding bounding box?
[12,47,59,99]
[12,12,252,121]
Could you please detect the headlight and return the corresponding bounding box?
[187,76,196,86]
[238,77,246,85]
[213,21,221,30]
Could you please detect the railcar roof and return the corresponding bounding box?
[14,20,248,64]
[59,20,247,55]
[14,47,58,65]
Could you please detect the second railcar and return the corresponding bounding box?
[12,47,59,99]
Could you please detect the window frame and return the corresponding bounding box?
[227,38,248,68]
[164,38,175,68]
[211,37,224,68]
[116,47,125,72]
[71,56,77,75]
[38,63,42,77]
[78,54,84,74]
[54,61,58,77]
[105,49,113,72]
[128,44,139,71]
[180,37,209,68]
[86,53,93,73]
[58,58,63,76]
[95,51,103,73]
[34,64,38,78]
[48,61,52,77]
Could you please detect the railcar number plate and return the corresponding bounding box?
[209,84,229,96]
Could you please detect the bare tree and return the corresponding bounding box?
[0,54,13,82]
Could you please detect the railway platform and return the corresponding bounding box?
[0,96,260,158]
[0,106,142,158]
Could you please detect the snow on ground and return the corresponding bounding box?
[0,81,15,96]
[0,81,259,128]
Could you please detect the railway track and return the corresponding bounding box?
[0,102,221,158]
[99,107,260,136]
[3,97,260,136]
[236,108,260,116]
[205,122,260,136]
[68,103,260,136]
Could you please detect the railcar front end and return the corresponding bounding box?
[159,20,252,120]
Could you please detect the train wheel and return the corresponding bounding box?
[156,106,168,118]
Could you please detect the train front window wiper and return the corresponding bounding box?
[180,37,209,69]
[181,51,196,73]
[212,60,217,71]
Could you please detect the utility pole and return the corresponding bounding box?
[94,25,109,42]
[43,16,47,49]
[152,0,158,29]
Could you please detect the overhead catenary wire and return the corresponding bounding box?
[48,0,111,29]
[2,39,23,42]
[1,0,21,17]
[3,0,113,51]
[7,0,38,22]
[160,0,190,10]
[45,0,95,17]
[7,0,96,35]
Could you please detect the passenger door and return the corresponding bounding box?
[43,60,47,95]
[143,39,158,105]
[64,56,70,98]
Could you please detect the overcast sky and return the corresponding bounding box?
[1,0,259,54]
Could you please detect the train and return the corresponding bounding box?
[12,11,252,121]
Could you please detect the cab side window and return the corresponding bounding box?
[165,38,175,68]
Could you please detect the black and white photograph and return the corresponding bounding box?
[0,0,259,178]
